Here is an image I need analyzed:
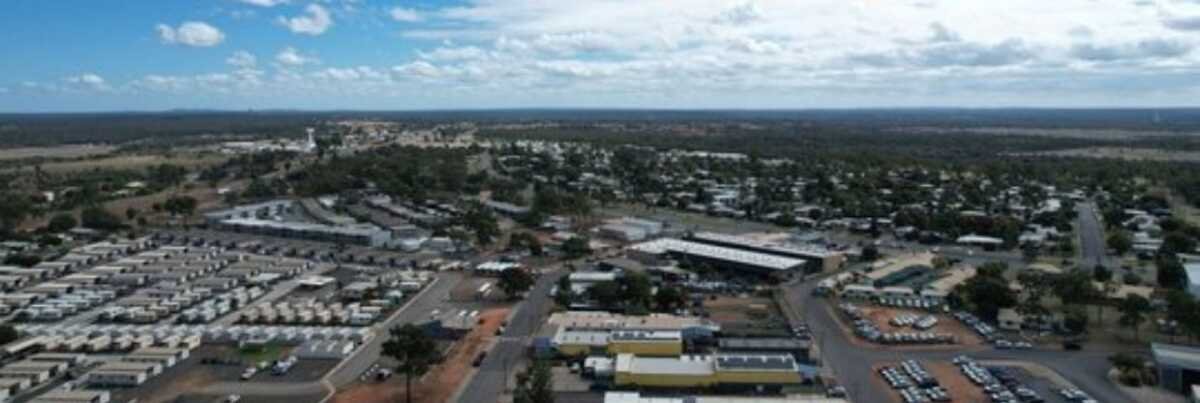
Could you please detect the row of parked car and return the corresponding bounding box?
[954,311,997,339]
[844,304,956,344]
[953,355,1048,403]
[877,361,951,403]
[876,297,945,311]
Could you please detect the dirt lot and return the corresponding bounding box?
[15,152,228,173]
[859,306,984,346]
[332,307,511,403]
[705,295,778,324]
[451,276,498,302]
[0,144,115,161]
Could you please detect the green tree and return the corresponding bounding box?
[958,263,1017,321]
[46,213,77,233]
[1053,269,1098,308]
[1118,294,1151,341]
[654,286,688,312]
[513,359,555,403]
[861,245,879,261]
[0,324,19,345]
[1092,265,1112,283]
[1162,232,1197,255]
[81,206,123,231]
[554,275,573,307]
[463,204,500,247]
[164,195,199,224]
[621,272,653,311]
[382,324,440,403]
[561,236,592,259]
[0,192,32,235]
[1062,306,1089,335]
[498,268,535,300]
[1107,231,1132,255]
[588,281,622,309]
[1158,256,1187,290]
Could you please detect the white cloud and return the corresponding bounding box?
[275,46,318,66]
[64,73,111,91]
[278,4,333,35]
[389,7,422,22]
[238,0,288,6]
[25,0,1200,109]
[227,51,258,68]
[156,22,225,47]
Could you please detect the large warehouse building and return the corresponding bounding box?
[686,232,845,273]
[628,238,806,276]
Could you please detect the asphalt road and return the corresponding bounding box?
[326,271,462,387]
[782,276,1137,403]
[456,268,565,403]
[1077,201,1111,269]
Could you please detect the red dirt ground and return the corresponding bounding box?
[332,307,511,403]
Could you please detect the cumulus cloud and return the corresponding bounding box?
[1164,14,1200,31]
[238,0,288,6]
[21,0,1200,109]
[275,47,318,66]
[64,73,110,91]
[278,4,333,35]
[1070,39,1193,61]
[389,7,422,22]
[156,22,225,47]
[227,51,258,69]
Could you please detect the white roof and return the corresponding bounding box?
[615,353,714,376]
[629,238,805,271]
[1185,262,1200,286]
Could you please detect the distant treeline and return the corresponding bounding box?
[3,108,1200,148]
[0,112,326,148]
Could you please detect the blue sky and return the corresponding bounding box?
[3,0,1200,112]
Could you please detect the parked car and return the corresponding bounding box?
[472,351,487,367]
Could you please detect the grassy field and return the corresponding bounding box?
[239,344,290,363]
[0,144,116,161]
[7,152,230,173]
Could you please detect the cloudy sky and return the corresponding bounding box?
[3,0,1200,112]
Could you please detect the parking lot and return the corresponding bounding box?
[839,303,982,348]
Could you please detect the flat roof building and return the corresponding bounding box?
[613,353,805,391]
[28,390,111,403]
[629,238,806,275]
[1154,343,1200,394]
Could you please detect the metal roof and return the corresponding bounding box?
[714,354,798,371]
[718,337,810,351]
[1153,343,1200,370]
[630,239,805,271]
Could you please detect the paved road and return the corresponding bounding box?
[782,276,1136,403]
[456,269,565,403]
[326,271,462,387]
[1077,201,1111,269]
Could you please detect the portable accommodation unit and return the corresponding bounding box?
[28,389,111,403]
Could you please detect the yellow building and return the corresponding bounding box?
[607,330,683,357]
[614,353,805,390]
